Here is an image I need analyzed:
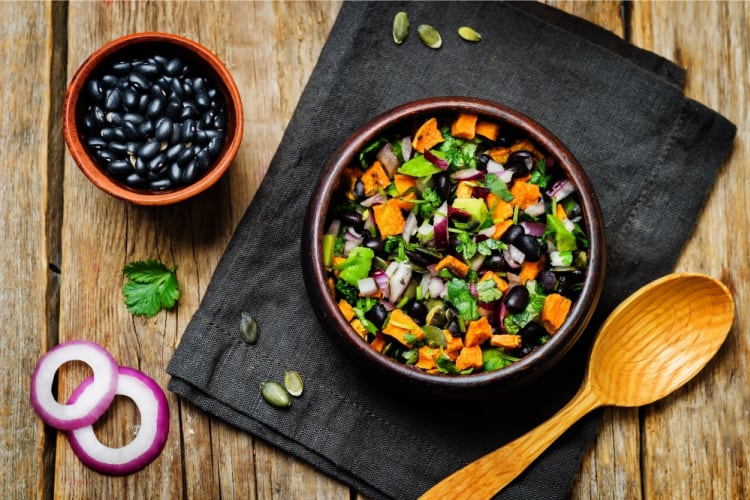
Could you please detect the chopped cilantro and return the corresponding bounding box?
[477,238,504,256]
[122,259,180,318]
[445,278,478,322]
[504,286,546,334]
[476,280,503,303]
[483,348,519,371]
[417,187,442,219]
[484,173,514,201]
[455,232,477,260]
[529,158,553,188]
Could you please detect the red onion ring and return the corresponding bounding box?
[66,366,170,476]
[30,340,118,431]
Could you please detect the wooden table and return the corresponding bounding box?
[3,2,746,498]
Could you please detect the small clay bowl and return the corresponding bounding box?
[302,97,606,399]
[62,32,243,205]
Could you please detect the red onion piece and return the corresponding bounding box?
[360,193,387,208]
[524,200,547,217]
[401,136,413,161]
[429,276,446,298]
[402,212,418,242]
[388,262,413,303]
[424,150,449,170]
[547,179,575,201]
[520,221,546,237]
[358,277,379,297]
[376,143,400,177]
[30,340,118,431]
[452,168,485,181]
[372,269,390,298]
[433,213,448,249]
[66,366,169,476]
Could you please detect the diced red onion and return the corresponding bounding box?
[478,225,496,239]
[343,238,362,256]
[424,150,449,170]
[419,272,432,299]
[377,143,400,177]
[507,244,527,267]
[497,301,508,334]
[360,193,387,208]
[429,276,445,298]
[478,304,495,317]
[326,219,341,236]
[401,136,413,161]
[469,282,478,299]
[372,269,390,298]
[520,221,546,237]
[30,340,118,431]
[402,212,418,242]
[452,168,485,181]
[433,203,449,248]
[416,222,434,244]
[547,179,576,201]
[524,200,547,217]
[486,161,514,183]
[388,262,413,303]
[470,253,486,272]
[358,277,379,297]
[448,206,472,222]
[506,272,522,287]
[66,366,169,476]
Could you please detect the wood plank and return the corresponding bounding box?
[631,1,749,498]
[59,1,345,498]
[0,1,56,498]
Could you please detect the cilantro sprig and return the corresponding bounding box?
[122,259,180,318]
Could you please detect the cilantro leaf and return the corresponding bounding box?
[477,238,504,256]
[417,188,442,219]
[445,278,478,322]
[455,232,477,260]
[483,348,519,371]
[529,158,553,188]
[476,280,503,303]
[484,173,514,201]
[122,259,180,318]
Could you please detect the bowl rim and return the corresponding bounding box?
[303,96,605,394]
[62,31,244,206]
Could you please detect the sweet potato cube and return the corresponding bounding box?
[338,299,356,322]
[490,334,522,350]
[510,181,541,209]
[434,255,469,278]
[416,346,439,370]
[373,198,406,237]
[360,160,391,196]
[492,219,514,240]
[476,120,500,141]
[542,293,572,334]
[518,256,546,284]
[455,345,484,371]
[455,181,475,199]
[464,316,493,347]
[393,174,417,209]
[479,271,509,293]
[451,113,478,140]
[382,309,424,347]
[412,117,444,153]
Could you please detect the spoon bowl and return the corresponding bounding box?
[419,273,734,499]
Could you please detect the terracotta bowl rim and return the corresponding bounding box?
[302,96,606,396]
[62,31,243,206]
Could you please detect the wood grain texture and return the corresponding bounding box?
[2,1,746,499]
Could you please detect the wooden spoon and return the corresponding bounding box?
[419,273,734,499]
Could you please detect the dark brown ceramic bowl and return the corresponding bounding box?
[302,97,605,399]
[62,32,243,205]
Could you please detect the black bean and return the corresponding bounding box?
[505,150,535,179]
[100,127,126,142]
[433,172,451,200]
[194,129,209,146]
[484,253,510,272]
[169,77,183,99]
[169,124,182,145]
[181,119,195,141]
[476,153,491,171]
[103,89,122,111]
[164,99,181,120]
[406,301,428,325]
[176,147,194,166]
[194,91,210,110]
[207,87,218,100]
[182,160,198,184]
[164,57,184,76]
[538,270,558,294]
[213,112,227,130]
[135,62,160,77]
[151,55,168,67]
[206,137,222,157]
[168,163,183,184]
[339,209,363,230]
[126,142,139,154]
[105,111,123,126]
[108,141,128,153]
[514,234,542,261]
[149,178,173,190]
[147,152,167,172]
[110,61,132,75]
[200,109,215,128]
[121,121,140,141]
[145,96,165,118]
[86,136,107,149]
[124,172,147,187]
[91,105,106,126]
[137,120,154,138]
[192,77,205,92]
[182,81,194,100]
[179,103,195,120]
[122,112,145,126]
[149,83,166,100]
[82,115,97,131]
[154,117,173,142]
[137,140,161,161]
[504,285,529,313]
[405,250,432,267]
[196,149,211,171]
[363,237,385,255]
[137,94,150,113]
[127,72,150,90]
[107,159,131,177]
[95,148,116,163]
[134,156,147,176]
[86,79,103,102]
[446,319,461,338]
[165,143,183,161]
[365,303,388,329]
[501,224,525,245]
[101,74,119,87]
[519,322,546,345]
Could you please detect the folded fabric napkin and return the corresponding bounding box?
[167,2,735,498]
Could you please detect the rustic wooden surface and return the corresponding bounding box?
[1,1,746,498]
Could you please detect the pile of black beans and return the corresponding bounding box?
[80,53,228,191]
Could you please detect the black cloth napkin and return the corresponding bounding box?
[167,2,735,498]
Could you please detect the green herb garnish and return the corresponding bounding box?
[122,259,180,318]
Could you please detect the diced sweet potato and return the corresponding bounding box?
[454,181,476,199]
[443,330,464,361]
[518,255,546,284]
[393,173,417,209]
[371,335,387,353]
[556,203,567,221]
[455,345,484,371]
[492,219,514,240]
[416,346,439,370]
[351,318,368,339]
[542,293,572,334]
[412,117,444,153]
[338,299,356,322]
[510,181,541,209]
[360,160,391,196]
[490,334,522,350]
[487,193,514,221]
[479,271,509,292]
[464,316,493,347]
[451,113,478,140]
[434,255,470,278]
[476,119,500,141]
[372,198,406,237]
[382,309,425,347]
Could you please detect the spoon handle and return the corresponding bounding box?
[419,382,602,500]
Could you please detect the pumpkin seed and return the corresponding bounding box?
[260,381,291,408]
[239,312,259,344]
[423,325,447,348]
[283,369,304,397]
[392,11,409,45]
[458,26,482,42]
[417,24,442,49]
